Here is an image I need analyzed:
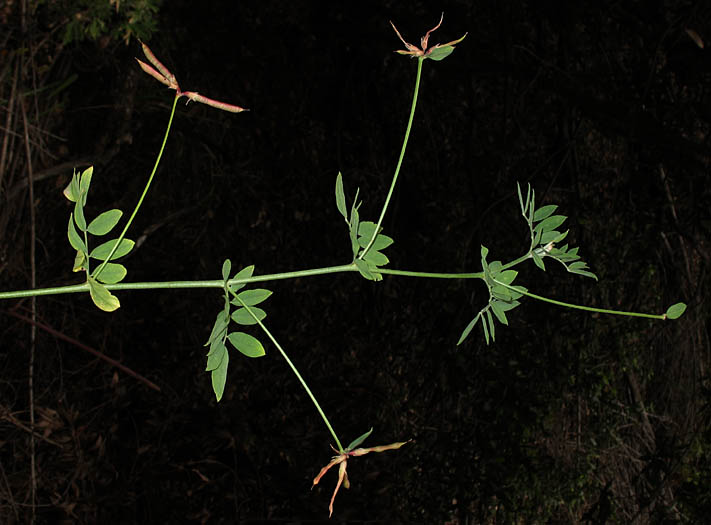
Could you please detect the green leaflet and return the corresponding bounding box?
[232,289,272,306]
[62,169,81,202]
[231,307,267,325]
[221,259,232,281]
[335,172,348,221]
[92,263,127,284]
[205,340,227,371]
[90,238,135,260]
[211,348,229,402]
[87,277,120,312]
[346,427,374,451]
[227,332,265,358]
[88,209,123,236]
[228,265,255,293]
[67,214,86,253]
[205,310,229,347]
[665,302,687,320]
[427,46,455,61]
[74,199,87,232]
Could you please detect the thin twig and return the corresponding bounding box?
[0,57,19,196]
[19,68,38,525]
[4,309,162,392]
[0,405,62,447]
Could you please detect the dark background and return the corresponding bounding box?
[2,1,710,523]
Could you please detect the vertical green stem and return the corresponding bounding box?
[359,57,424,259]
[93,93,180,280]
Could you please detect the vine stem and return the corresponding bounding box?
[93,93,180,280]
[232,295,344,452]
[359,57,424,259]
[0,263,488,299]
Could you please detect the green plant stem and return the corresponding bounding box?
[359,57,424,259]
[233,295,344,452]
[493,278,667,320]
[93,93,180,280]
[501,253,531,271]
[0,264,488,299]
[378,268,483,279]
[0,264,359,298]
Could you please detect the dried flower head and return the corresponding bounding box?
[137,42,248,113]
[312,431,410,517]
[391,13,467,61]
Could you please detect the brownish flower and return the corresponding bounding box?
[391,13,467,61]
[312,433,410,518]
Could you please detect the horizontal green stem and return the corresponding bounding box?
[493,278,666,320]
[378,268,483,279]
[0,263,488,300]
[0,264,358,299]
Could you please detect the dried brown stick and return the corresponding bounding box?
[4,309,162,392]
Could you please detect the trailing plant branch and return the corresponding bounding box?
[491,277,686,320]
